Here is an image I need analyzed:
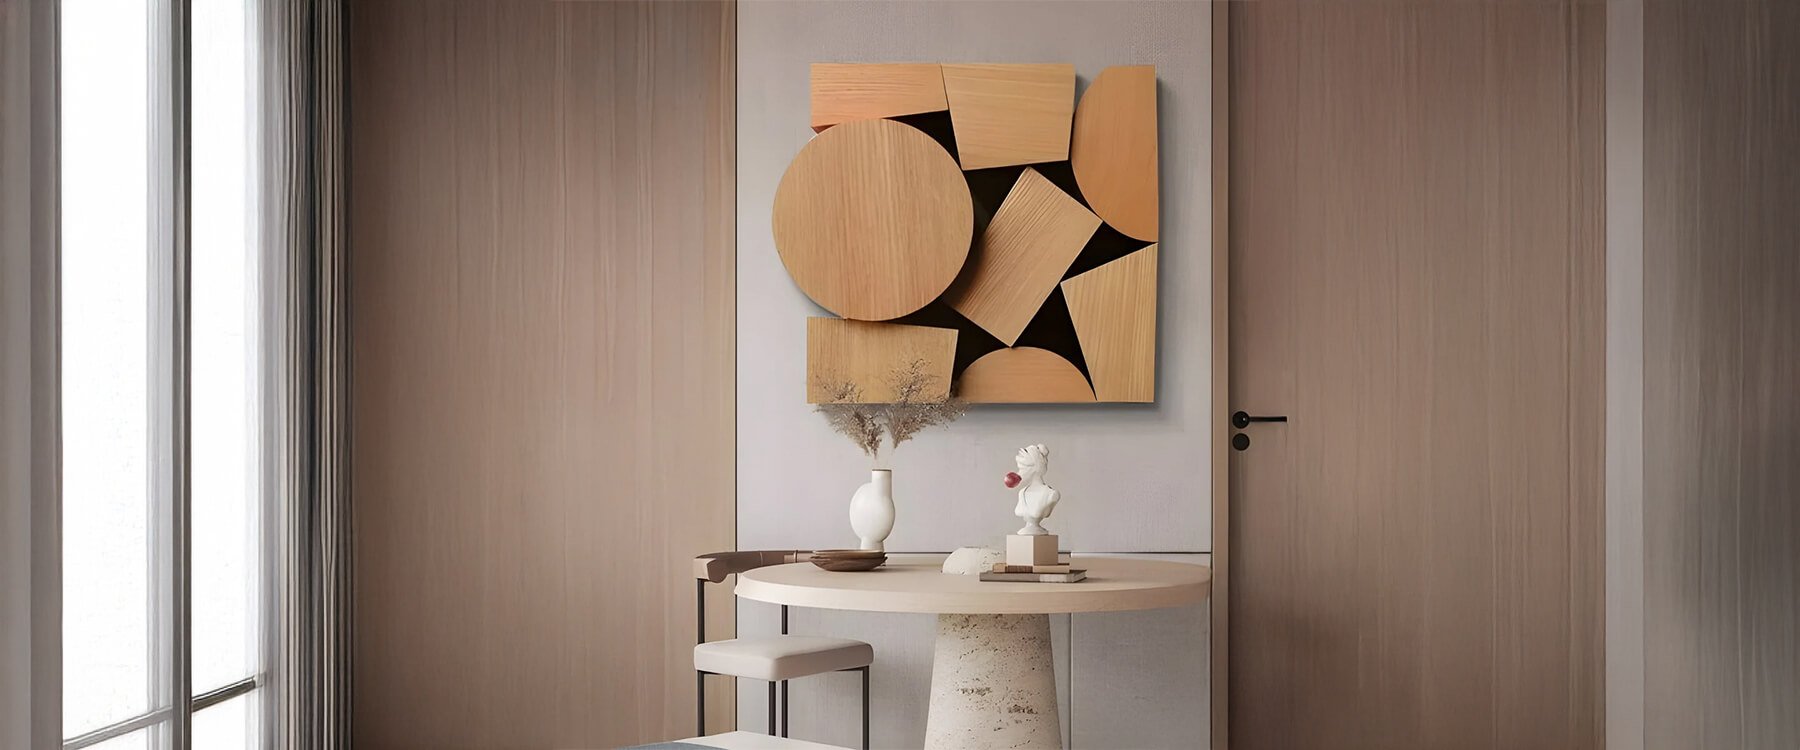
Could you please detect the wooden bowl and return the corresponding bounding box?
[810,551,887,572]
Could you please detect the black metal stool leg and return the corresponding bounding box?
[861,666,871,750]
[780,679,790,736]
[767,681,777,735]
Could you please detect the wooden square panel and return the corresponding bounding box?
[806,318,958,404]
[1061,244,1157,402]
[941,63,1076,170]
[810,63,948,132]
[941,168,1100,346]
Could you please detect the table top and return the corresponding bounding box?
[734,556,1211,615]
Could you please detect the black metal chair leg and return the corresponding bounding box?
[767,681,777,735]
[861,666,871,750]
[696,671,705,737]
[780,679,790,737]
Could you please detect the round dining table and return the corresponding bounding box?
[734,556,1211,750]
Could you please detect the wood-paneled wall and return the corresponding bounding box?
[1228,2,1604,747]
[348,2,736,747]
[1642,1,1800,747]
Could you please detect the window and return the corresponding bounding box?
[61,0,262,747]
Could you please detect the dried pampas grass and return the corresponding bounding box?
[814,359,967,460]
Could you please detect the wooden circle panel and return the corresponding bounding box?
[773,119,973,321]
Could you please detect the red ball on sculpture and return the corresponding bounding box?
[1003,471,1022,488]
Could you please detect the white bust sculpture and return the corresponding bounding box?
[1009,444,1061,536]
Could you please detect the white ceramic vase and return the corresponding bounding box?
[849,469,895,551]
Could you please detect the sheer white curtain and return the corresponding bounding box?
[256,0,350,746]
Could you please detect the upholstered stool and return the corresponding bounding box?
[693,551,873,750]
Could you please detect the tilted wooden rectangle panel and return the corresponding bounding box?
[941,168,1099,346]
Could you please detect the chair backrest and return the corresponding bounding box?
[693,550,809,584]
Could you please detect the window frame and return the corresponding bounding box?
[58,0,265,746]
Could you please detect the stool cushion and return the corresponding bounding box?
[693,636,873,682]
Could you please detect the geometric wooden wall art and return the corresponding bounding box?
[941,167,1101,345]
[941,63,1076,170]
[958,347,1096,403]
[778,62,1158,404]
[1061,244,1158,402]
[811,63,948,132]
[1071,65,1159,242]
[806,318,958,404]
[773,118,974,321]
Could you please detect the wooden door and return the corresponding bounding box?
[1226,3,1604,749]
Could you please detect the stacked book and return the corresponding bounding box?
[978,563,1086,583]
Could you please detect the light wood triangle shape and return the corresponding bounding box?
[1060,244,1157,402]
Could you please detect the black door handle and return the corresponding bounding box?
[1231,411,1288,429]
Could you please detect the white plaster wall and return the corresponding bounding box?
[736,3,1214,746]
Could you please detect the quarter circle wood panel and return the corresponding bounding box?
[810,63,948,132]
[958,347,1095,403]
[1060,244,1158,402]
[1071,65,1159,242]
[773,119,974,321]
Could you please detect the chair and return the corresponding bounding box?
[694,550,872,750]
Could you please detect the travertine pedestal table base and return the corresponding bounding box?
[924,613,1061,750]
[733,557,1210,749]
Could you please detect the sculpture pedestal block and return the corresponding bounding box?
[1006,533,1060,567]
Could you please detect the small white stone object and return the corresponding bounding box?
[941,546,1005,575]
[1011,444,1060,536]
[849,469,895,551]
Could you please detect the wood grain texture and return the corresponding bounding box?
[773,117,972,321]
[940,168,1099,345]
[1642,1,1800,748]
[1229,3,1604,749]
[1061,244,1158,403]
[940,63,1075,170]
[348,2,736,747]
[957,347,1094,404]
[810,63,946,132]
[805,318,956,404]
[1071,65,1159,242]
